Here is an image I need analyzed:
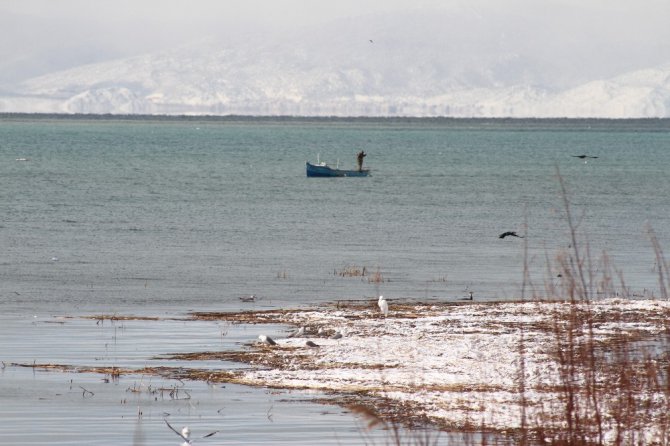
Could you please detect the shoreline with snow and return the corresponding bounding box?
[185,297,670,442]
[14,298,670,443]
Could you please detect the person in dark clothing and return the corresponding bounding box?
[357,150,367,171]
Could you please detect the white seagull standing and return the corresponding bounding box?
[287,326,305,338]
[378,295,388,317]
[258,334,277,345]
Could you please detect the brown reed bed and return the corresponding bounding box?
[336,265,368,277]
[511,169,670,446]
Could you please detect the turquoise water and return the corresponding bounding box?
[1,115,669,444]
[2,116,668,313]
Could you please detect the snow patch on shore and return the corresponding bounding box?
[238,299,670,436]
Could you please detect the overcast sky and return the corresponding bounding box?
[1,0,669,87]
[6,0,667,27]
[4,0,466,25]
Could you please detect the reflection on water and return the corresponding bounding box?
[0,314,395,445]
[0,368,374,445]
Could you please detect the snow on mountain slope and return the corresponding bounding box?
[536,66,670,118]
[2,11,670,118]
[11,61,667,118]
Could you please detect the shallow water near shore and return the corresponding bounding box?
[0,313,391,445]
[1,115,669,443]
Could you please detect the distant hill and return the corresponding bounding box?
[2,10,669,117]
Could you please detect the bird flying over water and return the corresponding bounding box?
[164,419,218,445]
[165,420,191,445]
[572,155,598,159]
[499,231,523,239]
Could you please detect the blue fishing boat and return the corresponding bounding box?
[306,152,370,177]
[305,161,370,177]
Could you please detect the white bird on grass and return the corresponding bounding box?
[164,419,218,445]
[378,295,388,317]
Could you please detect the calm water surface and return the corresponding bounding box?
[1,115,669,444]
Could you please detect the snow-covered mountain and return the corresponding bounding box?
[2,11,669,118]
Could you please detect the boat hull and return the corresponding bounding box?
[306,162,370,177]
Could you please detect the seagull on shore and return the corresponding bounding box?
[287,326,305,338]
[378,295,388,317]
[164,419,218,445]
[499,231,523,239]
[305,340,320,348]
[329,330,344,340]
[258,334,277,346]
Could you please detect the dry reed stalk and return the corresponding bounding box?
[368,268,385,284]
[337,265,368,277]
[647,224,669,300]
[524,172,670,446]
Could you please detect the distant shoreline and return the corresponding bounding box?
[2,112,669,125]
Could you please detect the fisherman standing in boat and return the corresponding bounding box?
[357,150,367,171]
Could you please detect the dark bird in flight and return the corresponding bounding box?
[499,231,523,239]
[572,155,598,159]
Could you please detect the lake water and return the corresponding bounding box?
[1,115,669,444]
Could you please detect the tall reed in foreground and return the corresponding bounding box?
[524,169,670,445]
